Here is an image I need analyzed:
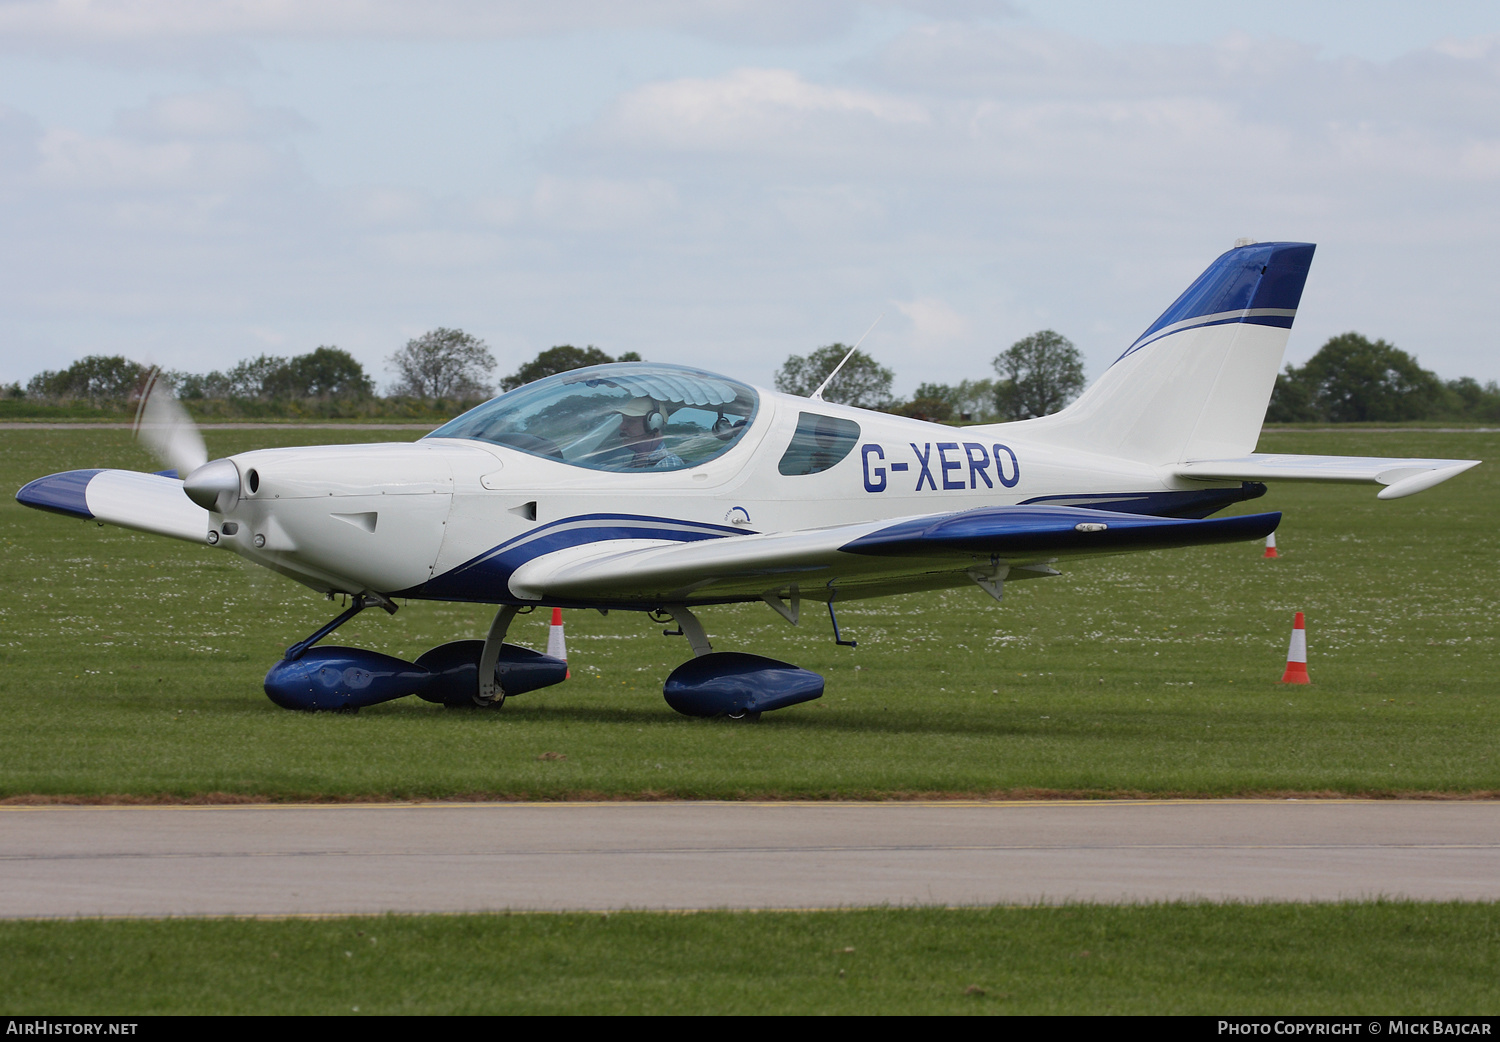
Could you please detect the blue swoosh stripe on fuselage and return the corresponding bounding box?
[402,513,750,603]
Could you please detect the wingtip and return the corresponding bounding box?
[16,469,103,520]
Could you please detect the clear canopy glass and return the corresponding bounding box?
[426,363,760,472]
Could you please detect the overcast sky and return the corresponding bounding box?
[2,0,1498,396]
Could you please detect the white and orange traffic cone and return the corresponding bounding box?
[1264,533,1279,558]
[1279,611,1309,684]
[546,606,569,679]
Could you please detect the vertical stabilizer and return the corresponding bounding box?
[1027,241,1315,465]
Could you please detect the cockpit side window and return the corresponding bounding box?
[777,412,860,476]
[425,363,759,473]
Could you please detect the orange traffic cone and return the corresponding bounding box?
[1264,533,1279,558]
[1279,611,1309,683]
[546,606,569,679]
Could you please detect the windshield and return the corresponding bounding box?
[426,362,760,472]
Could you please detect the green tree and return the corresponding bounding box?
[387,328,496,400]
[896,393,953,422]
[171,369,233,399]
[500,345,634,393]
[910,379,997,422]
[1444,376,1500,422]
[774,344,894,409]
[1265,363,1318,423]
[27,355,148,404]
[172,348,371,401]
[1274,333,1447,423]
[952,378,998,422]
[268,347,374,400]
[992,331,1085,421]
[225,355,290,399]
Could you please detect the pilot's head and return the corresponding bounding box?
[616,397,667,456]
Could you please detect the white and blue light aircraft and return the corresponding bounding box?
[16,241,1481,717]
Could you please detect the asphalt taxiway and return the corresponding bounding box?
[2,800,1496,918]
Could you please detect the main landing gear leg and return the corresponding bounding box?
[666,604,713,657]
[476,604,521,707]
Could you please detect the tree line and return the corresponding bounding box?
[773,330,1088,422]
[5,324,1495,425]
[773,329,1500,424]
[1,332,643,418]
[1266,333,1499,423]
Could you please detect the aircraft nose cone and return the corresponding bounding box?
[183,458,241,512]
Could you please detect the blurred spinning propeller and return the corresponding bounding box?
[133,368,208,478]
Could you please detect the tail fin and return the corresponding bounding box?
[1030,241,1315,464]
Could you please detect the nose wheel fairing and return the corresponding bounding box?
[264,646,432,712]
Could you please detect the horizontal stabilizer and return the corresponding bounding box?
[16,469,208,542]
[1174,455,1480,499]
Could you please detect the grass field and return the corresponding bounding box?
[2,903,1496,1015]
[2,425,1496,1016]
[0,426,1494,799]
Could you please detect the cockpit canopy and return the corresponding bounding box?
[426,362,760,472]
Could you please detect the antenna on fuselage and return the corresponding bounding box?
[809,313,885,402]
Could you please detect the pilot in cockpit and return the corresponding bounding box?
[615,397,686,470]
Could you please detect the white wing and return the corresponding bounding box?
[17,469,208,543]
[497,505,1281,606]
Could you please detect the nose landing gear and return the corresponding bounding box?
[263,597,566,712]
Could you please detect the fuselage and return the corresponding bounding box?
[206,366,1253,607]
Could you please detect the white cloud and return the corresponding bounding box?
[596,68,927,154]
[530,175,679,232]
[895,296,968,346]
[0,0,967,45]
[335,187,433,230]
[39,129,233,189]
[368,229,503,269]
[116,89,307,139]
[28,91,302,191]
[2,14,1499,388]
